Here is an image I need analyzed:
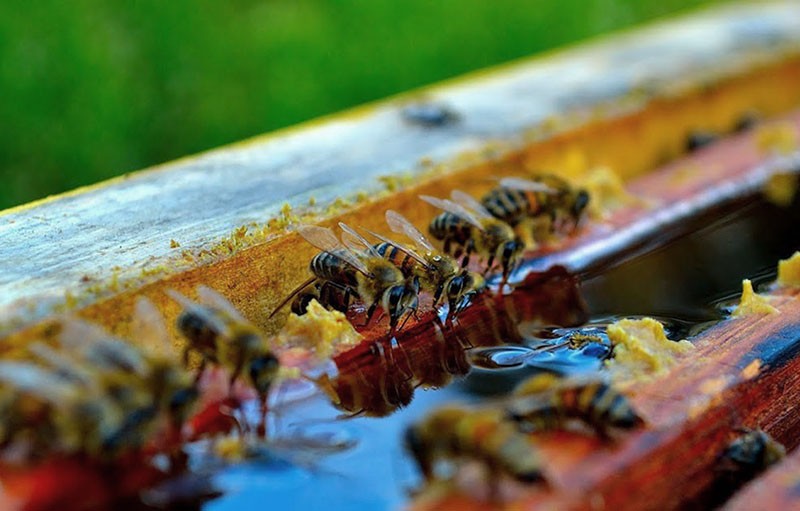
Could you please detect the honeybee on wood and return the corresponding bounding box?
[421,190,524,283]
[277,223,420,332]
[48,303,199,431]
[0,360,141,457]
[290,280,358,316]
[506,373,643,439]
[367,210,486,320]
[168,286,279,434]
[481,175,589,244]
[720,429,785,477]
[404,405,545,498]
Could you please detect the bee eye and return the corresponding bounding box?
[574,190,590,215]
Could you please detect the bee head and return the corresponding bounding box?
[445,270,485,317]
[384,278,419,329]
[403,425,428,469]
[168,385,200,423]
[611,407,644,429]
[249,352,280,397]
[571,189,590,220]
[176,309,209,338]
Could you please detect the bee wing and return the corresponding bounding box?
[338,222,382,259]
[57,315,113,346]
[450,190,494,219]
[385,210,436,253]
[196,286,248,323]
[363,228,430,268]
[133,297,178,359]
[297,224,373,277]
[0,361,81,402]
[498,177,559,194]
[419,195,485,230]
[27,342,94,385]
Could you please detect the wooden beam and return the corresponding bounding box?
[2,2,800,341]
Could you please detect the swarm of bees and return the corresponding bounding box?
[0,283,285,463]
[404,372,643,494]
[0,172,589,483]
[0,298,198,460]
[279,174,589,330]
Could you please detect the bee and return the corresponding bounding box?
[506,373,643,439]
[421,190,524,282]
[290,280,358,316]
[48,303,199,432]
[279,223,420,332]
[720,429,785,476]
[0,360,139,457]
[168,286,279,434]
[404,405,545,498]
[368,210,485,319]
[481,176,589,242]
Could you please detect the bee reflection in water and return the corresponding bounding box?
[314,266,589,417]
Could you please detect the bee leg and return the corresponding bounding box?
[228,362,244,395]
[193,358,207,383]
[485,462,502,502]
[431,284,443,308]
[257,395,269,438]
[363,302,379,327]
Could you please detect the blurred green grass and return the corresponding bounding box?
[0,0,721,210]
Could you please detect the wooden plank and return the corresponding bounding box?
[2,2,800,339]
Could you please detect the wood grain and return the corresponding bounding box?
[2,2,800,341]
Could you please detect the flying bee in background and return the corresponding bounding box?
[404,405,545,499]
[421,190,524,283]
[481,175,589,245]
[367,210,485,320]
[275,223,419,333]
[168,286,279,434]
[506,373,643,439]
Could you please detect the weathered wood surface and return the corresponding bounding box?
[2,2,800,337]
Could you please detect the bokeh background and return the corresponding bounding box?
[0,0,721,210]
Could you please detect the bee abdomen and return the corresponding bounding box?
[310,250,358,288]
[429,213,471,246]
[374,242,416,276]
[481,187,531,226]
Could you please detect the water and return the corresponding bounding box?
[136,197,800,510]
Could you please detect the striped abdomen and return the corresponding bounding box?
[508,382,641,434]
[481,187,535,226]
[310,249,359,288]
[291,280,357,315]
[429,213,472,247]
[559,382,640,430]
[449,412,544,482]
[374,242,417,276]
